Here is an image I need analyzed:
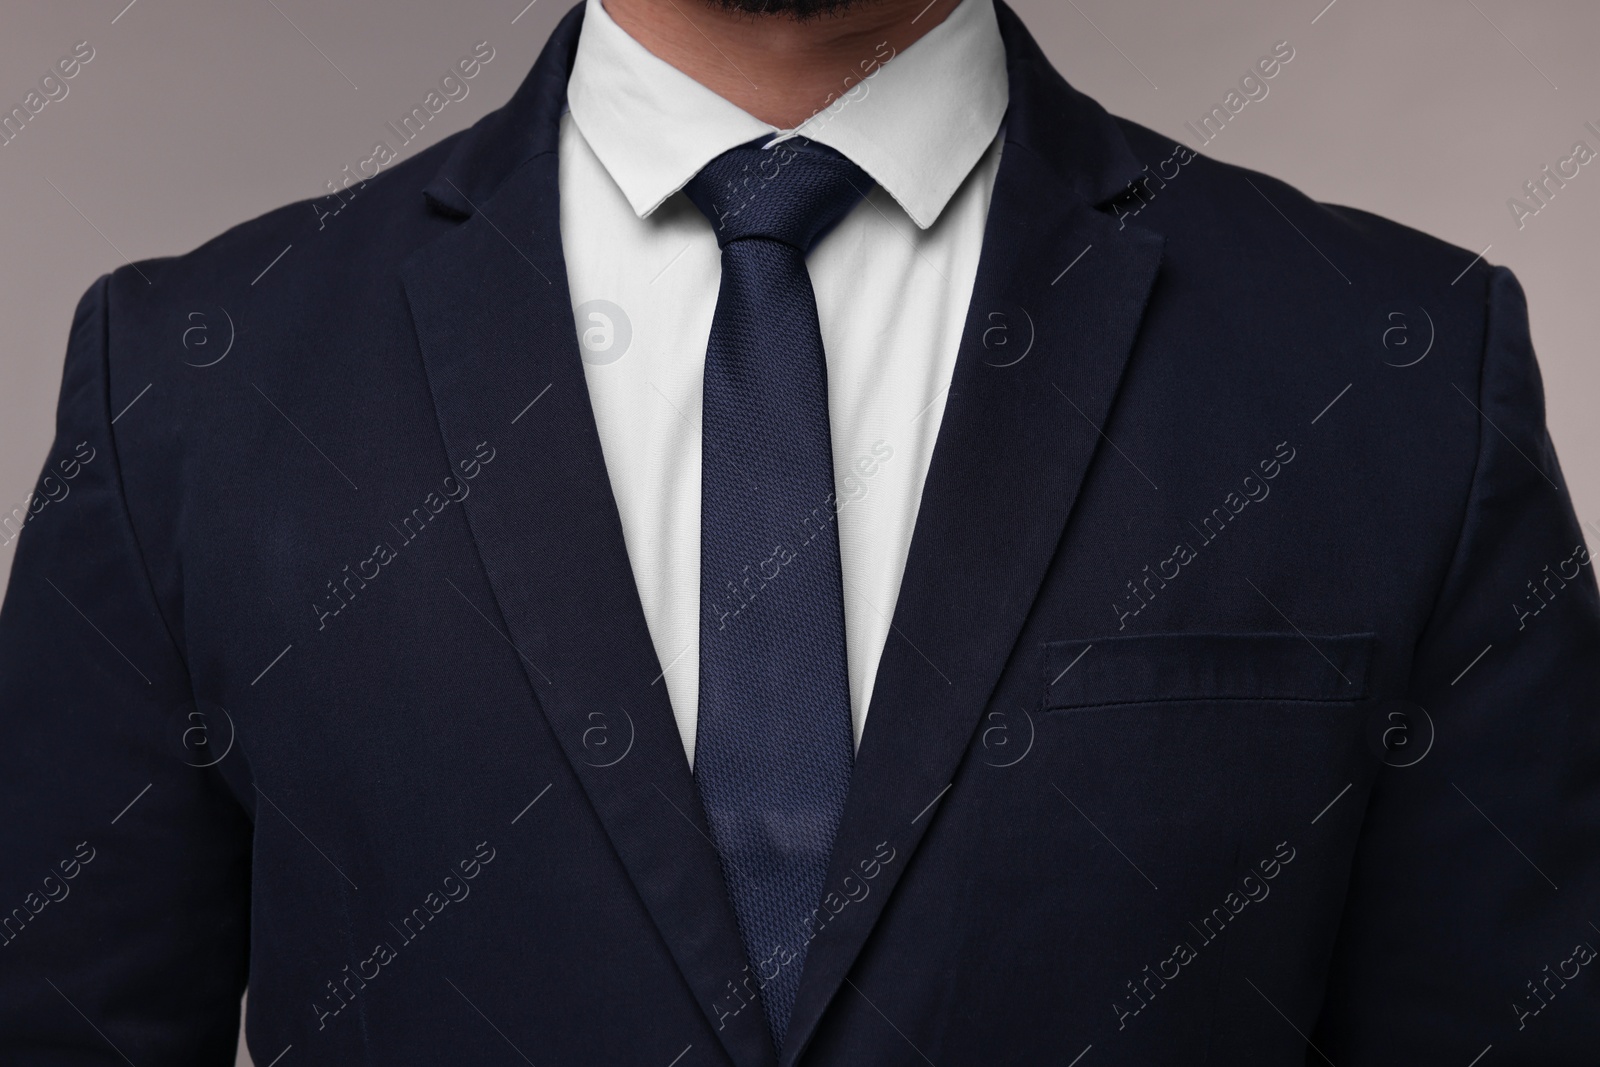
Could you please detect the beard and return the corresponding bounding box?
[703,0,875,17]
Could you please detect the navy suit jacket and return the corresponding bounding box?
[3,4,1597,1064]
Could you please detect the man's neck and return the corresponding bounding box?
[602,0,964,129]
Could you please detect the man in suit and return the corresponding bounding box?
[2,0,1596,1062]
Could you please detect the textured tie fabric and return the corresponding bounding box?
[684,137,871,1050]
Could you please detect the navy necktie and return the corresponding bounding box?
[685,137,870,1049]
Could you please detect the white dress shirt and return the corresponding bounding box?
[560,0,1008,765]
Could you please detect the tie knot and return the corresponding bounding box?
[684,137,873,252]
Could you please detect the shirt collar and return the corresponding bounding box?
[566,0,1008,230]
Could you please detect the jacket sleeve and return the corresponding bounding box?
[1312,266,1600,1061]
[0,276,252,1063]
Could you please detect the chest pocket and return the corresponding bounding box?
[1041,631,1375,711]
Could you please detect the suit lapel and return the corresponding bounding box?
[400,4,1163,1063]
[400,10,776,1067]
[779,7,1165,1063]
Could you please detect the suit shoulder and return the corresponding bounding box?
[1110,117,1493,303]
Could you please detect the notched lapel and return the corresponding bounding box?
[779,9,1166,1057]
[401,77,778,1067]
[396,5,1163,1064]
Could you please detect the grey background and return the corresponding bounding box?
[0,2,1594,1063]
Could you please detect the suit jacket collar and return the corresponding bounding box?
[405,7,1160,1066]
[420,2,580,219]
[422,1,1146,222]
[564,0,1009,229]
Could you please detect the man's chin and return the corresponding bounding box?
[702,0,876,19]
